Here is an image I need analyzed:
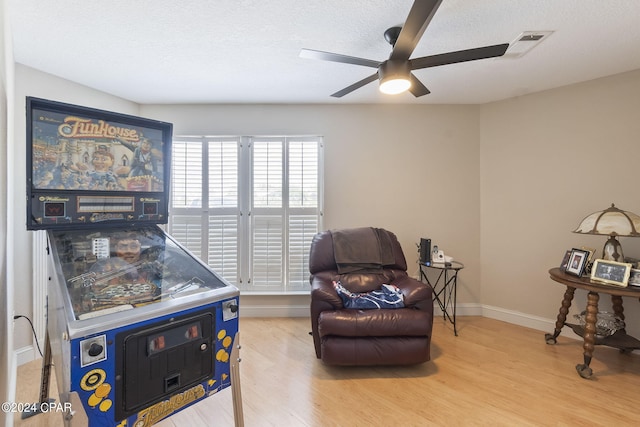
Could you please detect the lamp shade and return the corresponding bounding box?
[573,203,640,262]
[573,204,640,237]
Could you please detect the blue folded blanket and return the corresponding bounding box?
[333,281,405,309]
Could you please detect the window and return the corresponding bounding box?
[169,136,323,293]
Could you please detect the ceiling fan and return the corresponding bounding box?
[300,0,509,98]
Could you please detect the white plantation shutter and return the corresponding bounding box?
[172,141,202,208]
[252,140,282,208]
[209,141,238,208]
[251,215,284,289]
[208,215,239,283]
[169,135,322,293]
[250,139,284,291]
[169,215,204,259]
[170,138,240,286]
[289,140,318,208]
[207,140,240,285]
[287,140,320,290]
[288,215,318,290]
[170,140,206,259]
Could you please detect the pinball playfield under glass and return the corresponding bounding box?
[49,226,228,321]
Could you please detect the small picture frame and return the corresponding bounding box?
[560,250,572,271]
[580,246,596,263]
[580,246,596,275]
[590,259,632,287]
[565,248,589,276]
[627,268,640,287]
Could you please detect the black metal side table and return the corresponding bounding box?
[419,261,464,336]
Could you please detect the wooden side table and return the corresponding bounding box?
[546,267,640,378]
[420,261,464,336]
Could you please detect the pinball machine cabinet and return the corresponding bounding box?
[46,226,240,426]
[26,98,242,426]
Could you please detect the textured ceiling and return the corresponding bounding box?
[9,0,640,104]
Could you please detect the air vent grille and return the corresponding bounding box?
[502,31,553,58]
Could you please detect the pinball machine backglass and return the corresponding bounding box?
[26,98,240,426]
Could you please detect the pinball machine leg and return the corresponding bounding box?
[21,330,55,419]
[38,330,53,406]
[230,332,244,427]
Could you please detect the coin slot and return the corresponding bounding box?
[164,373,180,392]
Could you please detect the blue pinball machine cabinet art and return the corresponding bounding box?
[26,97,242,426]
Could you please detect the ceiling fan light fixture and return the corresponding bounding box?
[378,61,411,95]
[379,77,411,95]
[301,1,510,98]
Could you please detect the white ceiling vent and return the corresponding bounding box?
[502,31,554,58]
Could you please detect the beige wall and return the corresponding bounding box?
[11,63,640,362]
[141,103,483,310]
[480,69,640,337]
[11,68,483,356]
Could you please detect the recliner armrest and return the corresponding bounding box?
[393,275,433,310]
[310,273,342,309]
[309,272,342,358]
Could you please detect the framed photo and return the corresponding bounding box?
[580,246,596,263]
[590,259,632,287]
[560,250,572,271]
[565,248,589,276]
[579,246,596,275]
[627,268,640,287]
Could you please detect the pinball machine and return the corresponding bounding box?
[26,97,242,426]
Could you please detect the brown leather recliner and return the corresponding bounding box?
[309,227,434,366]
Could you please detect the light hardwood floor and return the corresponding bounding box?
[14,316,640,426]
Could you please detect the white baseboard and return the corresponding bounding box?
[239,304,309,318]
[433,302,483,317]
[480,304,581,340]
[430,302,582,340]
[15,346,38,366]
[239,294,310,318]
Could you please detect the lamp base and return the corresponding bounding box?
[602,235,624,262]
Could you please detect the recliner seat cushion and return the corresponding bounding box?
[318,308,431,338]
[320,336,429,366]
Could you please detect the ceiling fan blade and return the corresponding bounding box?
[390,0,444,61]
[410,43,509,70]
[300,48,380,68]
[408,74,430,97]
[331,73,379,98]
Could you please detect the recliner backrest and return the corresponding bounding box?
[309,228,408,273]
